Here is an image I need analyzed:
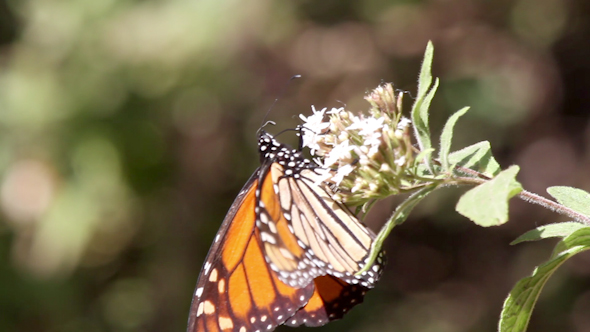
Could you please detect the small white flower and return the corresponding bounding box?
[346,118,365,131]
[327,107,345,115]
[395,117,411,137]
[363,131,382,157]
[299,106,328,129]
[323,141,354,168]
[397,117,411,130]
[351,180,364,193]
[357,117,385,137]
[395,156,406,167]
[300,106,331,155]
[380,163,391,173]
[367,144,381,158]
[358,153,370,166]
[332,164,354,185]
[312,167,333,185]
[337,131,349,143]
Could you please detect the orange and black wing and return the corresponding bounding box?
[286,275,371,327]
[188,130,386,331]
[253,162,385,328]
[257,164,385,289]
[187,171,314,332]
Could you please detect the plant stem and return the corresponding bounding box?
[517,189,590,225]
[452,167,590,226]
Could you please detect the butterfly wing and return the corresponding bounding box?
[188,131,386,332]
[187,170,315,332]
[258,164,385,289]
[285,275,372,327]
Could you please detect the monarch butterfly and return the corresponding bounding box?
[187,128,385,332]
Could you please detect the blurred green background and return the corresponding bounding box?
[1,0,590,331]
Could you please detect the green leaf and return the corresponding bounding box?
[415,163,444,179]
[448,141,501,177]
[417,41,434,100]
[554,226,590,257]
[499,227,590,332]
[456,166,522,226]
[439,107,469,171]
[357,184,438,275]
[547,186,590,217]
[411,41,437,169]
[511,222,588,245]
[413,147,435,172]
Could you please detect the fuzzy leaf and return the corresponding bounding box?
[511,222,587,245]
[456,166,522,226]
[411,41,437,169]
[413,148,436,175]
[439,107,469,171]
[448,141,500,177]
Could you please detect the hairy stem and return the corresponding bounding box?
[517,189,590,225]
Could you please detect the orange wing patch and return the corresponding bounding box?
[221,185,257,272]
[257,166,310,279]
[187,179,314,332]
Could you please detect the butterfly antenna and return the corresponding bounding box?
[335,99,347,108]
[396,88,414,100]
[258,75,302,133]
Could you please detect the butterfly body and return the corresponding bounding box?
[187,130,385,332]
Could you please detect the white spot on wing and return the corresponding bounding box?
[203,300,215,314]
[195,287,203,297]
[261,232,276,244]
[218,316,234,329]
[268,221,277,233]
[209,268,218,282]
[196,302,204,317]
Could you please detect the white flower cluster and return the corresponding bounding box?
[298,84,414,204]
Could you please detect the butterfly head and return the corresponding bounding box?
[257,130,313,174]
[257,130,281,162]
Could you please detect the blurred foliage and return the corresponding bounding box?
[0,0,590,331]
